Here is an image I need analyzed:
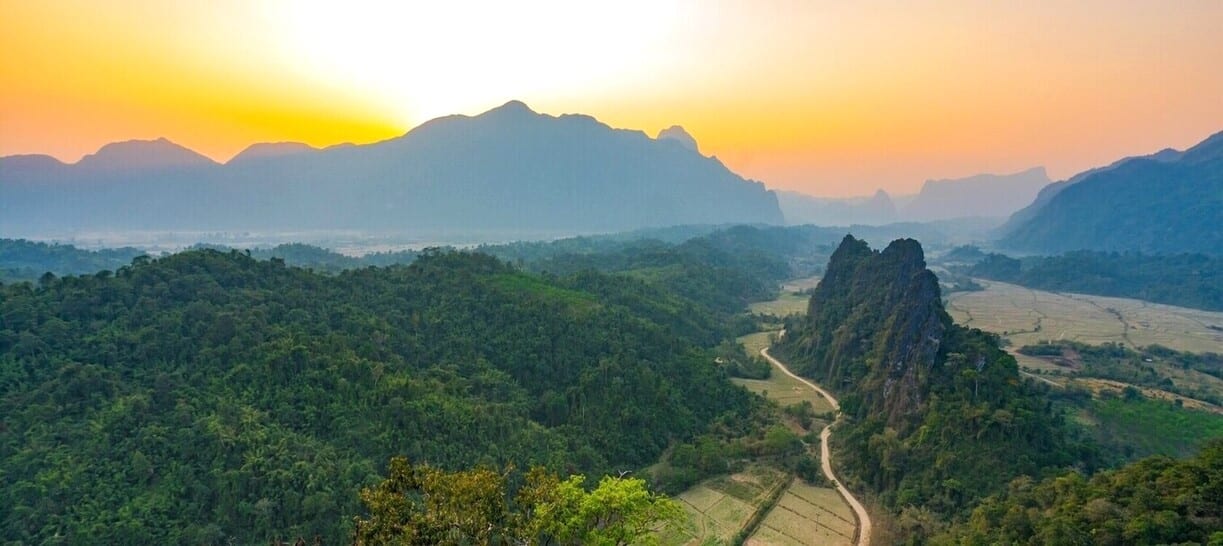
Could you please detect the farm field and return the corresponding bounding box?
[661,465,789,545]
[734,333,836,414]
[749,481,856,546]
[781,276,821,293]
[749,291,810,318]
[945,279,1223,354]
[738,331,777,358]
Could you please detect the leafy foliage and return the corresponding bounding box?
[352,458,684,546]
[1082,396,1223,461]
[1018,341,1223,405]
[934,439,1223,545]
[0,248,756,544]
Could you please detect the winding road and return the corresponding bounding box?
[761,346,872,546]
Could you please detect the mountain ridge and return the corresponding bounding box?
[76,137,218,170]
[900,166,1050,222]
[776,189,899,226]
[227,142,318,164]
[0,101,783,235]
[998,129,1223,254]
[995,147,1186,238]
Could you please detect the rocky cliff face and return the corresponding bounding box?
[778,236,1080,526]
[781,235,950,424]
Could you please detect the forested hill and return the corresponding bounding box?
[0,249,759,544]
[998,130,1223,255]
[776,235,1088,532]
[935,439,1223,545]
[0,239,145,283]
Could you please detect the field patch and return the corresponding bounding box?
[738,332,778,359]
[749,480,856,546]
[750,291,810,318]
[1080,396,1223,459]
[945,279,1223,354]
[732,334,836,415]
[781,276,821,293]
[661,465,789,546]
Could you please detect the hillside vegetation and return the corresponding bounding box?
[934,439,1223,545]
[0,249,763,543]
[0,239,145,283]
[999,130,1223,255]
[776,236,1092,540]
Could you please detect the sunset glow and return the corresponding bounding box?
[2,0,1221,196]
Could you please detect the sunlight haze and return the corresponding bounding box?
[2,0,1220,196]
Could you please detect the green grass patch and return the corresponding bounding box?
[1084,396,1223,459]
[486,273,598,310]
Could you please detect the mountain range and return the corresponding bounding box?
[0,101,783,236]
[776,189,899,226]
[998,130,1223,254]
[777,167,1050,226]
[900,167,1050,222]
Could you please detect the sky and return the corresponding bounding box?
[2,1,1220,197]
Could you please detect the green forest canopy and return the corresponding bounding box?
[0,248,764,544]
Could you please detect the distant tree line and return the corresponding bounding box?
[0,238,144,283]
[958,250,1223,311]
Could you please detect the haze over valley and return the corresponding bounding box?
[2,2,1221,545]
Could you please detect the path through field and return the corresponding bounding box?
[760,346,872,546]
[945,279,1223,354]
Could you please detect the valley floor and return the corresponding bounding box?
[661,327,870,546]
[945,279,1223,354]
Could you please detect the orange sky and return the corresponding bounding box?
[2,0,1221,197]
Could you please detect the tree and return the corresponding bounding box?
[353,458,682,546]
[525,475,683,546]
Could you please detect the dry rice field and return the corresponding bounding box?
[749,292,811,318]
[749,481,856,546]
[781,276,821,293]
[732,328,855,546]
[945,279,1223,354]
[661,465,789,545]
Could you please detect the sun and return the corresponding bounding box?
[272,0,685,126]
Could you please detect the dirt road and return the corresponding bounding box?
[761,347,872,546]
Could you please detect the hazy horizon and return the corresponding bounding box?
[3,1,1221,197]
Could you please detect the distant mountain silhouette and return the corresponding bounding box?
[998,130,1223,254]
[228,142,318,164]
[77,137,218,170]
[0,101,782,235]
[995,148,1183,237]
[899,167,1050,222]
[657,125,699,153]
[777,188,898,226]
